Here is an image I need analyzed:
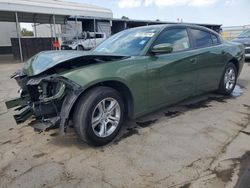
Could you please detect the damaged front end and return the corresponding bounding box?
[6,70,82,134]
[5,50,129,134]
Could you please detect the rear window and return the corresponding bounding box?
[190,29,213,48]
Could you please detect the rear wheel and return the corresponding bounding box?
[218,63,237,95]
[73,87,125,146]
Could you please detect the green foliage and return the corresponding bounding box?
[21,28,34,36]
[121,16,129,20]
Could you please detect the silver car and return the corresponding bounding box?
[232,29,250,59]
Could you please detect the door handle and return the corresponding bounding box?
[190,58,197,64]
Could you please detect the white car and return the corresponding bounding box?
[61,32,106,51]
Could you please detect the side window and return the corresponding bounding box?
[211,33,220,45]
[154,28,190,52]
[190,29,213,48]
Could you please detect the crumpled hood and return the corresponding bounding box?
[23,50,127,76]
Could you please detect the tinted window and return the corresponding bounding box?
[211,33,219,45]
[191,29,213,48]
[154,28,190,52]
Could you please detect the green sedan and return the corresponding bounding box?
[6,24,245,146]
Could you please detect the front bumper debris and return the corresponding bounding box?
[5,71,83,134]
[5,97,32,124]
[14,106,33,124]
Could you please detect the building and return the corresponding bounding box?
[0,0,113,61]
[0,22,17,54]
[0,0,222,61]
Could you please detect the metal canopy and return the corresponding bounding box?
[0,11,67,24]
[0,0,113,24]
[0,0,113,62]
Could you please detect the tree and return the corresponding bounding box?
[121,16,129,20]
[156,19,160,21]
[21,28,34,36]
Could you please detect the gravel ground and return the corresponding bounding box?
[0,61,250,188]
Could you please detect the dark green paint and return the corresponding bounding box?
[21,24,245,119]
[5,97,27,109]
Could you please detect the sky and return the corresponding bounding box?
[22,0,250,30]
[73,0,250,26]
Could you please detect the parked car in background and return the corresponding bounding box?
[232,29,250,59]
[6,24,245,146]
[61,32,106,51]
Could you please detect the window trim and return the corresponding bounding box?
[210,33,220,45]
[188,27,222,50]
[147,26,193,55]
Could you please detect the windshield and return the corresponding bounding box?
[238,29,250,38]
[94,27,158,56]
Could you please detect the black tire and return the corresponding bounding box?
[73,87,125,146]
[218,62,238,95]
[77,45,84,51]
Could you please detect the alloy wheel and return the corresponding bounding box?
[91,97,121,138]
[224,67,236,91]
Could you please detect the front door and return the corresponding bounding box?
[147,27,198,108]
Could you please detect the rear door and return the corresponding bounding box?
[147,27,199,108]
[189,28,227,93]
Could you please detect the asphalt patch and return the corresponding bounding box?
[240,131,250,136]
[1,140,11,145]
[235,151,250,188]
[185,101,212,109]
[33,153,46,158]
[114,127,139,144]
[164,111,181,118]
[136,119,158,127]
[208,97,228,103]
[243,104,250,109]
[213,164,237,183]
[50,132,59,137]
[179,183,191,188]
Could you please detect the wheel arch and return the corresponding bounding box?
[228,58,239,74]
[69,80,134,121]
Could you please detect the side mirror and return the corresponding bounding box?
[151,43,173,54]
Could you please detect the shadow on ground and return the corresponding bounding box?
[42,81,247,148]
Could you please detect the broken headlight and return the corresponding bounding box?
[38,81,66,103]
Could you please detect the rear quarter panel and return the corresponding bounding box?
[223,41,245,76]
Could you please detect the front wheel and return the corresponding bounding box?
[218,63,237,95]
[73,87,125,146]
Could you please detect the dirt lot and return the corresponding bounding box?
[0,61,250,188]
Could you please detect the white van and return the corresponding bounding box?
[61,32,106,51]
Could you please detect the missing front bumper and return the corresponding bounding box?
[5,97,33,124]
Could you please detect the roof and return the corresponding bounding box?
[68,16,221,28]
[123,24,220,35]
[0,0,113,24]
[112,18,222,27]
